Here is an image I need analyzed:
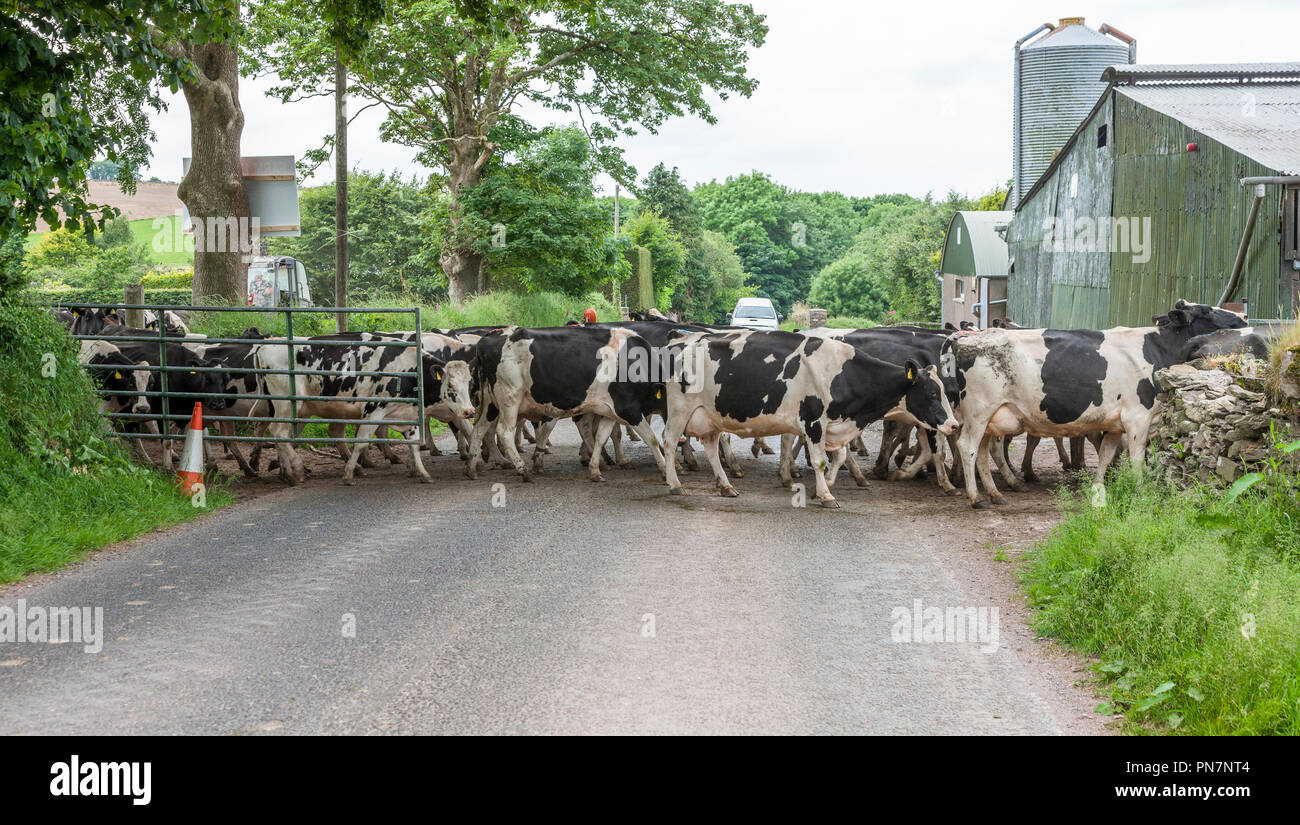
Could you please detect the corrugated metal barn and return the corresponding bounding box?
[1006,63,1300,328]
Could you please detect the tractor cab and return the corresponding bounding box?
[247,256,313,307]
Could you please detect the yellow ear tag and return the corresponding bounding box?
[114,371,122,379]
[434,370,443,381]
[655,389,662,399]
[906,367,914,380]
[189,370,197,375]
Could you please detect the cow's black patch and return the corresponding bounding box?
[802,337,823,356]
[710,332,802,421]
[1038,330,1106,424]
[799,395,824,442]
[524,327,610,411]
[1136,377,1157,409]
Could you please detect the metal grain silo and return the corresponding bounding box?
[1012,18,1135,208]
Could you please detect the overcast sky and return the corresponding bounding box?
[141,0,1299,200]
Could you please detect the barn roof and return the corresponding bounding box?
[1016,63,1300,211]
[1116,80,1300,175]
[941,211,1014,278]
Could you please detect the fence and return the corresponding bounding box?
[62,303,426,447]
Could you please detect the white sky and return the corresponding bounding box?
[141,0,1300,199]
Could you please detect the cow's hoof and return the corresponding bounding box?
[819,497,841,509]
[854,478,871,488]
[341,478,356,487]
[669,487,686,496]
[719,485,739,498]
[590,474,606,483]
[941,487,958,496]
[791,469,803,479]
[520,472,534,483]
[1009,482,1028,493]
[971,499,989,509]
[418,476,434,484]
[1023,472,1039,484]
[465,468,478,480]
[733,469,745,478]
[990,494,1007,505]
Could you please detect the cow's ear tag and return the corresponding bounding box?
[655,389,662,399]
[434,370,443,382]
[906,366,915,380]
[114,371,122,380]
[189,370,197,375]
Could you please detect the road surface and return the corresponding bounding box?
[0,424,1106,734]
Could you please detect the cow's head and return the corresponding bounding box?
[1164,299,1247,336]
[90,358,152,417]
[174,356,230,411]
[425,356,476,420]
[900,360,959,436]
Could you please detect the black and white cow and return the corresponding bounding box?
[944,300,1248,508]
[465,326,667,483]
[661,330,957,507]
[1180,324,1283,362]
[92,329,231,470]
[256,334,474,485]
[79,340,155,463]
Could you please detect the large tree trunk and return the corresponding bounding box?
[334,51,348,331]
[441,137,490,302]
[176,41,249,306]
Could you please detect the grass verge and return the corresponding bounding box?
[1021,449,1300,735]
[0,299,231,584]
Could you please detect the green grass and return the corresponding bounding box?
[25,216,193,266]
[1022,451,1300,735]
[0,299,230,584]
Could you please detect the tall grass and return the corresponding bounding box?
[186,290,621,338]
[1022,443,1300,735]
[0,300,231,583]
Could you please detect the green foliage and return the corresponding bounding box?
[808,247,888,320]
[639,164,701,240]
[92,217,133,250]
[268,171,445,304]
[621,209,687,313]
[0,1,237,242]
[1,234,27,298]
[1023,453,1300,735]
[0,299,229,582]
[24,228,101,272]
[88,159,121,181]
[460,128,618,296]
[139,269,194,289]
[680,229,752,323]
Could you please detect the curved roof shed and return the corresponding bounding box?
[940,211,1014,278]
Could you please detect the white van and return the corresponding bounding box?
[727,297,781,330]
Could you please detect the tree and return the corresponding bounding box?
[0,1,230,243]
[621,209,686,312]
[807,248,888,320]
[88,160,122,181]
[639,164,701,241]
[350,0,767,300]
[459,127,617,296]
[267,171,444,304]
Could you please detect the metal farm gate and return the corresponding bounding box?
[64,303,426,450]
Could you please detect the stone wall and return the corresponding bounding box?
[1152,362,1299,485]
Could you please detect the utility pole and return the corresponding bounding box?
[334,48,348,332]
[613,184,622,313]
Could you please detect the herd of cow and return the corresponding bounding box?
[61,299,1256,508]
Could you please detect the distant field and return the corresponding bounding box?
[25,215,193,267]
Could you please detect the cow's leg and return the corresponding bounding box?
[852,434,870,457]
[495,406,531,482]
[586,418,616,482]
[1069,436,1086,470]
[660,411,691,496]
[465,405,494,479]
[268,411,305,485]
[991,435,1027,492]
[377,428,404,465]
[956,418,991,508]
[221,421,259,478]
[398,424,433,483]
[532,418,557,474]
[629,418,666,475]
[1094,432,1124,488]
[341,423,377,485]
[927,430,957,494]
[805,434,838,508]
[874,421,906,479]
[1123,418,1153,474]
[778,433,798,487]
[610,421,631,468]
[841,448,871,488]
[1021,435,1043,482]
[787,435,804,479]
[975,433,1007,505]
[826,446,846,488]
[700,432,737,496]
[678,436,699,471]
[720,434,744,477]
[892,428,935,481]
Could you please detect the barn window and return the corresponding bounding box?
[953,278,965,302]
[1097,123,1108,148]
[1070,172,1079,198]
[956,227,962,245]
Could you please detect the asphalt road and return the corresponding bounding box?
[0,423,1103,735]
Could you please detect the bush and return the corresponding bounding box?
[23,227,100,273]
[0,299,230,582]
[1022,447,1300,735]
[139,269,193,289]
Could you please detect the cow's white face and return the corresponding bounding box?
[439,360,476,420]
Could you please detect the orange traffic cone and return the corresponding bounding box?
[176,402,205,496]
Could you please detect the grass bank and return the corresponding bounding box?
[1022,449,1300,735]
[0,300,231,584]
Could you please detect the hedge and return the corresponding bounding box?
[27,287,194,307]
